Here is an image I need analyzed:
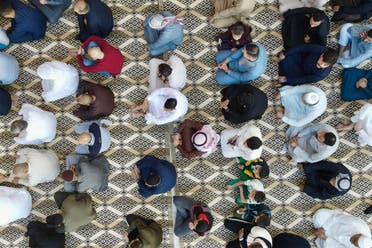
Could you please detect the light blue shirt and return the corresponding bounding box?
[0,52,19,85]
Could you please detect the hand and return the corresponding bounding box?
[356,78,368,89]
[304,35,310,43]
[142,100,149,113]
[353,121,363,131]
[298,183,305,191]
[278,76,287,83]
[290,136,298,148]
[276,107,284,119]
[69,48,79,58]
[172,133,182,146]
[314,228,327,239]
[238,228,244,238]
[188,222,195,230]
[131,168,140,180]
[220,99,229,110]
[122,232,129,242]
[227,135,238,146]
[274,92,281,101]
[332,5,340,12]
[218,60,228,69]
[231,48,237,51]
[78,47,85,56]
[12,177,19,184]
[278,52,285,61]
[40,0,47,4]
[359,31,368,39]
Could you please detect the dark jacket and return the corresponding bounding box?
[221,84,268,124]
[73,80,115,121]
[332,0,372,21]
[273,233,311,248]
[282,8,329,49]
[215,24,252,51]
[0,88,11,115]
[76,0,113,42]
[176,119,206,159]
[25,221,65,248]
[341,68,372,101]
[7,0,47,43]
[279,44,332,86]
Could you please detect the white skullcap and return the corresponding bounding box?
[149,14,164,29]
[303,92,320,105]
[335,173,351,191]
[358,235,372,248]
[191,125,220,152]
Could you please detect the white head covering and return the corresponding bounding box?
[192,125,220,152]
[335,173,351,191]
[358,235,372,248]
[0,27,9,47]
[149,14,166,29]
[303,92,320,105]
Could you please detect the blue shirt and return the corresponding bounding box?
[0,52,19,85]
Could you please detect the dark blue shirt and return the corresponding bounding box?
[0,88,11,115]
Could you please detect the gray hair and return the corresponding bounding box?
[10,120,28,134]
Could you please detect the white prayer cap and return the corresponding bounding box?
[358,235,372,248]
[149,14,164,29]
[335,173,351,191]
[192,125,220,152]
[303,92,319,105]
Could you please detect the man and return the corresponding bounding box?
[216,43,267,85]
[233,203,271,225]
[273,233,311,248]
[0,0,46,43]
[53,191,96,232]
[0,186,32,226]
[28,0,71,24]
[130,87,188,125]
[11,104,57,145]
[338,23,372,68]
[279,0,329,13]
[73,0,113,42]
[220,84,268,124]
[37,61,79,102]
[341,68,371,101]
[282,8,329,49]
[276,85,327,127]
[298,160,352,200]
[331,0,372,22]
[74,119,112,156]
[215,22,252,51]
[277,44,338,87]
[221,124,263,161]
[149,55,186,91]
[227,179,266,205]
[313,208,372,248]
[61,154,110,192]
[122,214,163,248]
[173,196,214,237]
[236,157,270,180]
[144,11,184,57]
[0,87,18,116]
[70,35,125,76]
[2,148,60,187]
[225,225,272,248]
[131,155,177,198]
[73,80,115,121]
[0,52,19,85]
[286,123,339,163]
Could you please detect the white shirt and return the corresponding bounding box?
[145,87,188,125]
[0,186,32,226]
[14,104,57,145]
[37,61,79,102]
[351,103,372,147]
[149,55,186,92]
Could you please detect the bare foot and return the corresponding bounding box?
[11,95,19,108]
[336,119,353,131]
[275,83,282,88]
[298,183,305,191]
[274,92,281,101]
[276,107,284,119]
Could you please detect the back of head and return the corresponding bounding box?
[0,2,12,17]
[145,172,161,187]
[322,49,338,66]
[245,44,259,59]
[164,98,177,110]
[246,136,262,150]
[231,22,245,36]
[129,239,143,248]
[13,163,28,178]
[11,120,28,134]
[77,94,93,106]
[254,191,266,203]
[312,11,324,22]
[259,164,269,179]
[158,63,172,78]
[256,214,270,227]
[74,0,90,15]
[248,243,263,248]
[324,132,336,146]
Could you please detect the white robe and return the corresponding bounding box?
[247,226,272,248]
[351,103,372,147]
[0,27,9,47]
[149,55,187,92]
[145,87,188,125]
[14,104,57,145]
[37,61,79,102]
[221,124,263,160]
[9,148,60,187]
[313,208,372,248]
[279,0,329,13]
[0,186,32,226]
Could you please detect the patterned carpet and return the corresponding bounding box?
[0,0,371,247]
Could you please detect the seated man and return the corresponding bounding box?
[236,157,270,180]
[338,23,372,68]
[0,87,17,116]
[225,225,272,248]
[215,22,252,51]
[279,0,329,13]
[73,80,115,121]
[61,154,110,192]
[221,124,263,161]
[337,103,372,147]
[282,8,329,49]
[0,186,32,226]
[74,119,112,156]
[70,35,124,76]
[131,155,177,197]
[173,119,220,159]
[227,179,266,205]
[1,148,59,187]
[298,160,352,200]
[144,11,184,57]
[37,61,79,102]
[122,214,162,248]
[73,0,113,42]
[216,42,267,85]
[341,68,371,101]
[25,215,65,248]
[331,0,372,22]
[28,0,71,24]
[149,55,186,92]
[209,0,256,28]
[11,104,57,145]
[286,123,339,163]
[277,44,338,87]
[273,233,311,248]
[0,27,9,49]
[53,191,96,232]
[276,85,327,127]
[233,203,271,225]
[0,0,46,43]
[130,87,188,125]
[313,208,372,248]
[0,52,19,85]
[220,84,268,124]
[173,196,213,237]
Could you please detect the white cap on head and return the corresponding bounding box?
[191,125,220,152]
[303,92,320,105]
[149,14,164,29]
[335,173,351,191]
[358,235,372,248]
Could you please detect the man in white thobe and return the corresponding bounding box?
[313,208,372,248]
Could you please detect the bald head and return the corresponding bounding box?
[87,46,104,61]
[13,163,29,179]
[77,94,94,105]
[74,0,90,15]
[77,132,91,144]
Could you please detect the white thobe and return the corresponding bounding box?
[313,208,372,248]
[221,124,263,160]
[246,226,272,248]
[37,61,79,102]
[149,55,186,92]
[9,148,60,187]
[14,104,57,145]
[145,87,188,125]
[279,0,329,13]
[351,103,372,147]
[0,28,9,47]
[0,186,32,226]
[280,85,327,127]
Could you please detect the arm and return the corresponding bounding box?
[74,120,99,134]
[226,47,244,63]
[338,51,372,68]
[339,2,372,15]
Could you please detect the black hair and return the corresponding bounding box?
[231,22,245,36]
[259,164,270,178]
[158,63,172,78]
[254,191,266,203]
[324,132,337,146]
[322,49,338,65]
[145,172,161,187]
[164,98,177,110]
[0,1,12,17]
[256,214,271,227]
[195,220,209,235]
[248,243,263,248]
[246,137,262,150]
[367,29,372,38]
[10,120,28,134]
[311,11,325,22]
[245,44,259,59]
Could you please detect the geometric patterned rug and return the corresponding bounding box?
[0,0,371,247]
